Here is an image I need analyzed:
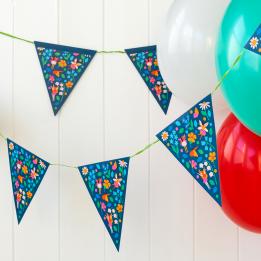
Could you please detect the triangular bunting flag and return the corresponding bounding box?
[7,139,50,223]
[245,23,261,55]
[125,45,172,114]
[78,157,130,250]
[34,41,96,115]
[156,95,221,205]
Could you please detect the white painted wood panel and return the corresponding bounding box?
[0,0,260,261]
[103,0,150,259]
[0,1,14,260]
[59,0,105,260]
[13,0,59,261]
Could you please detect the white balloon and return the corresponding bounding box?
[158,0,230,106]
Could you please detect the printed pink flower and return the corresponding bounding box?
[15,180,19,189]
[96,178,102,193]
[49,75,55,83]
[113,174,122,188]
[50,57,59,68]
[30,168,39,180]
[145,58,153,70]
[198,120,209,136]
[70,59,81,70]
[16,160,22,171]
[149,76,156,84]
[190,160,197,169]
[101,202,106,212]
[179,135,188,152]
[105,213,113,232]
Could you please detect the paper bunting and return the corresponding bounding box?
[7,139,50,223]
[245,24,261,55]
[125,46,172,114]
[78,157,130,250]
[156,95,221,205]
[35,41,96,115]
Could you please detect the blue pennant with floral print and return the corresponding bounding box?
[34,41,96,115]
[245,24,261,55]
[125,46,172,114]
[78,157,130,251]
[7,139,50,223]
[156,95,221,205]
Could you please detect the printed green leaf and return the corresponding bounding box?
[209,179,215,186]
[185,162,190,169]
[178,128,184,134]
[201,111,207,116]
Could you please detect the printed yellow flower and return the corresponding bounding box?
[58,59,67,67]
[22,165,28,174]
[250,37,259,49]
[66,81,73,88]
[27,191,33,199]
[9,142,14,150]
[82,167,88,175]
[188,132,196,143]
[103,179,111,189]
[208,152,216,162]
[161,131,169,141]
[116,204,123,213]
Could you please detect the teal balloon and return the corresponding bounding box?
[216,0,261,136]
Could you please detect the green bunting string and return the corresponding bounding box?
[0,31,125,54]
[212,49,246,93]
[0,30,247,168]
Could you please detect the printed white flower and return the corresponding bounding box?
[118,160,128,168]
[250,37,259,49]
[199,101,210,110]
[39,160,46,169]
[161,131,169,141]
[9,142,14,150]
[209,172,214,177]
[82,167,88,175]
[199,163,203,168]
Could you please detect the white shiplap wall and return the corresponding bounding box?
[0,0,261,260]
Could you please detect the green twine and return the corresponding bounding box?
[97,50,125,54]
[0,31,34,44]
[130,139,159,158]
[50,163,78,169]
[0,31,248,163]
[212,49,246,93]
[0,131,7,140]
[0,31,125,53]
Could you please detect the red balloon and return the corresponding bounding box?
[218,113,261,233]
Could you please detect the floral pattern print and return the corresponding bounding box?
[245,24,261,55]
[125,46,172,114]
[78,157,130,251]
[156,95,221,205]
[7,139,50,223]
[34,41,96,115]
